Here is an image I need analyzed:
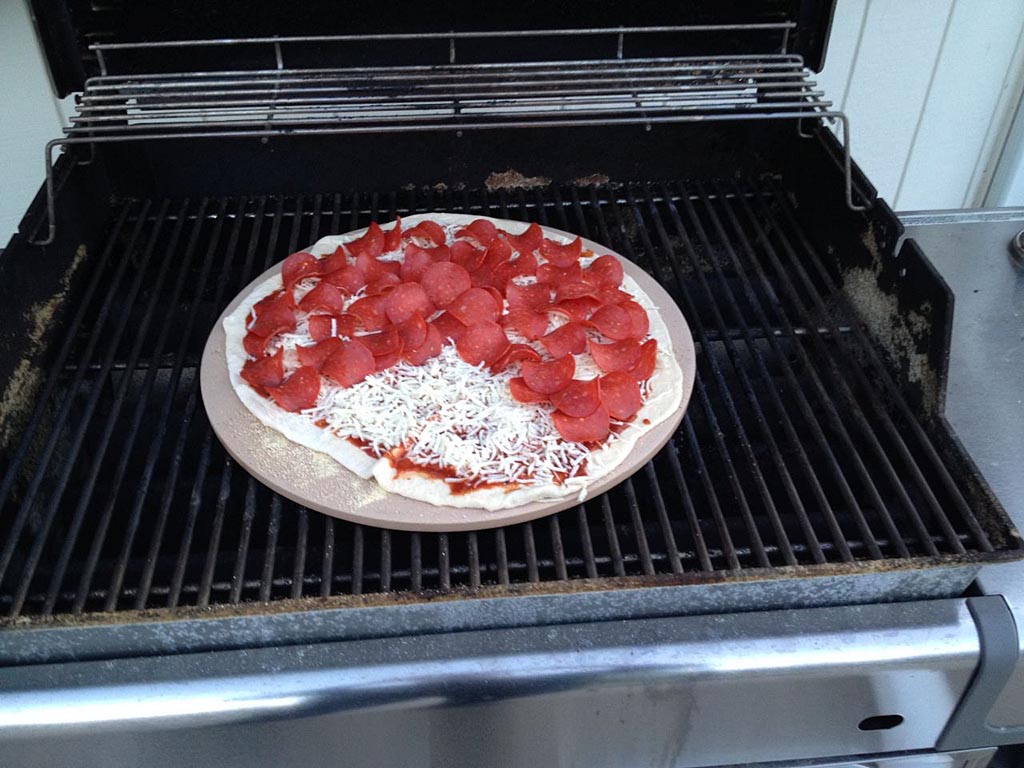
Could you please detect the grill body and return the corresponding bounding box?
[1,123,1018,621]
[1,3,1023,766]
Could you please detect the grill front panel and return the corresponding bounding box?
[0,177,1005,619]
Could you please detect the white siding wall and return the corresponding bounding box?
[2,0,1024,245]
[818,0,1024,210]
[0,1,68,245]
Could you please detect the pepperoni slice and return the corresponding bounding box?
[450,240,486,272]
[298,281,346,314]
[383,282,434,324]
[506,282,551,311]
[346,222,384,259]
[503,308,550,341]
[404,323,443,365]
[431,311,469,343]
[589,338,642,372]
[550,377,602,418]
[540,322,587,358]
[521,355,575,395]
[551,296,603,323]
[424,244,451,262]
[249,296,297,338]
[503,222,542,253]
[355,252,401,282]
[509,250,539,276]
[482,238,513,270]
[597,286,633,305]
[470,267,497,290]
[282,252,321,288]
[552,404,610,443]
[374,348,403,372]
[243,332,269,357]
[456,219,498,246]
[483,286,505,309]
[383,216,402,252]
[627,338,658,381]
[405,220,446,247]
[600,371,643,420]
[421,262,472,308]
[252,288,295,317]
[582,254,624,289]
[357,326,401,357]
[322,340,375,388]
[540,236,583,268]
[447,287,500,325]
[348,295,388,332]
[620,300,650,339]
[456,321,511,366]
[588,303,633,341]
[321,264,366,295]
[318,247,348,275]
[267,366,321,413]
[396,312,428,351]
[241,348,285,395]
[308,314,358,342]
[509,377,549,404]
[554,281,598,303]
[490,343,542,374]
[365,273,402,296]
[537,261,583,285]
[296,337,343,370]
[400,244,434,283]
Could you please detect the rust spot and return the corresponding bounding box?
[485,170,551,191]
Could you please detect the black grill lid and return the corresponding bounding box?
[31,0,837,97]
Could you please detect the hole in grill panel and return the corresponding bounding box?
[0,177,1013,621]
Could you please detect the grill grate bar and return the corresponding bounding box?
[495,528,510,586]
[631,185,800,566]
[351,525,364,596]
[6,202,169,615]
[379,530,392,592]
[724,181,960,554]
[438,534,451,591]
[321,518,335,599]
[757,179,986,552]
[113,198,229,612]
[622,479,656,576]
[670,183,849,561]
[0,203,140,594]
[710,182,919,557]
[198,459,233,608]
[36,201,188,616]
[166,199,251,608]
[648,185,818,563]
[599,186,752,569]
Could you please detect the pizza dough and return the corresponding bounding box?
[222,213,684,511]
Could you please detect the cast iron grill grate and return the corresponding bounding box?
[0,178,1005,618]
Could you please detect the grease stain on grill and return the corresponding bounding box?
[485,170,551,191]
[0,244,88,451]
[842,266,934,403]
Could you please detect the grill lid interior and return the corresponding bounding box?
[31,0,838,96]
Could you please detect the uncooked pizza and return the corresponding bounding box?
[222,213,684,511]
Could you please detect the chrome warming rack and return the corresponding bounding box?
[34,23,862,245]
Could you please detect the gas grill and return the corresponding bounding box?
[1,2,1023,767]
